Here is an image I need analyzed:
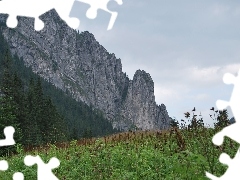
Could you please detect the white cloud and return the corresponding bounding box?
[71,0,240,127]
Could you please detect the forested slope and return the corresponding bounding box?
[0,29,119,155]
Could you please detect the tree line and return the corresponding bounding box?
[0,28,120,156]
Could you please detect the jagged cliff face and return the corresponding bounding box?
[119,70,171,130]
[0,10,171,131]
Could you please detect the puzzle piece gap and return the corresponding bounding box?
[13,172,24,180]
[223,73,235,84]
[0,0,122,31]
[0,160,8,171]
[24,155,60,180]
[0,126,15,147]
[209,70,240,179]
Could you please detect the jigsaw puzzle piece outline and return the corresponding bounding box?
[54,0,80,29]
[0,0,122,31]
[211,70,240,146]
[76,0,123,30]
[0,160,8,171]
[223,73,236,85]
[13,172,24,180]
[206,148,240,180]
[227,71,240,122]
[212,70,240,145]
[217,70,240,121]
[0,126,15,147]
[206,69,240,179]
[212,123,240,146]
[206,172,220,180]
[0,0,79,31]
[216,100,229,112]
[0,0,53,30]
[24,155,60,180]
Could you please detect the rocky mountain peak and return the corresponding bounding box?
[0,9,172,131]
[133,70,154,91]
[81,31,96,41]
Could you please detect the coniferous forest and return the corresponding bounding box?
[0,29,120,156]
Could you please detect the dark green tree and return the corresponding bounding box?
[0,51,22,155]
[24,78,43,146]
[214,109,229,129]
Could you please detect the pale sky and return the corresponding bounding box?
[70,0,240,127]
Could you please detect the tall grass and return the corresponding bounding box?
[0,108,237,179]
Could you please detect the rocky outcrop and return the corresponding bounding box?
[0,10,171,131]
[117,70,170,130]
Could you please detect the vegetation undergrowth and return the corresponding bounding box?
[0,107,237,179]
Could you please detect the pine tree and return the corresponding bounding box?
[0,51,22,156]
[41,97,68,143]
[1,50,13,96]
[24,78,43,146]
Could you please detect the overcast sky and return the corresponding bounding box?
[70,0,240,127]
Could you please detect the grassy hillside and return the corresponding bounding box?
[0,118,237,179]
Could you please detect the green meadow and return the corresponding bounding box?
[0,112,237,180]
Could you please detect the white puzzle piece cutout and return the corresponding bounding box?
[0,0,79,31]
[0,160,8,171]
[0,155,59,180]
[206,69,240,179]
[212,70,240,146]
[77,0,123,30]
[0,0,123,31]
[0,126,20,178]
[24,155,60,180]
[0,126,15,146]
[206,148,240,180]
[12,172,24,180]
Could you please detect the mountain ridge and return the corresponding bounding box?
[0,9,171,131]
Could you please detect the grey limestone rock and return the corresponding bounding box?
[0,10,172,131]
